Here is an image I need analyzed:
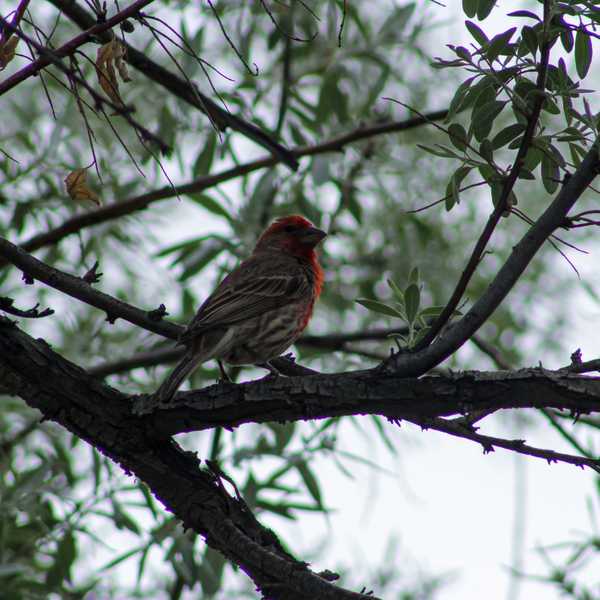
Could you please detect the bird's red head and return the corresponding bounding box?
[255,215,326,298]
[255,215,327,258]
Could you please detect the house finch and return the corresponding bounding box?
[156,215,326,401]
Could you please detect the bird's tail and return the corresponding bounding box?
[155,351,201,403]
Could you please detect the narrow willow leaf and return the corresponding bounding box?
[486,27,517,61]
[575,29,592,79]
[477,0,495,21]
[465,20,488,46]
[356,299,402,318]
[473,100,506,141]
[462,0,477,19]
[448,123,469,151]
[404,284,420,325]
[492,123,525,149]
[541,154,559,194]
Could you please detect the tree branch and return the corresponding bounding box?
[407,414,599,471]
[386,139,600,375]
[10,110,448,263]
[45,0,299,170]
[0,236,181,339]
[0,316,377,600]
[414,0,554,351]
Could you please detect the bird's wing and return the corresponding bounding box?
[179,256,311,343]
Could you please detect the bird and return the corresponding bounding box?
[155,215,327,402]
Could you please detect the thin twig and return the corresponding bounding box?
[413,0,554,351]
[409,415,600,472]
[0,17,170,154]
[0,0,155,95]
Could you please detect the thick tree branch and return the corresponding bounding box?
[415,0,554,350]
[10,110,448,262]
[386,140,600,375]
[45,0,299,170]
[0,317,375,600]
[3,315,600,471]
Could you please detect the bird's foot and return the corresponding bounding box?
[256,361,281,380]
[217,360,233,383]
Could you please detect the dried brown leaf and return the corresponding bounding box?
[65,168,101,206]
[96,40,131,107]
[0,36,19,70]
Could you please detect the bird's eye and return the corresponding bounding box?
[284,224,297,233]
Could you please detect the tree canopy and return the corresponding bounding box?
[1,0,600,598]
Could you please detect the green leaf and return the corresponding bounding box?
[356,299,402,318]
[112,499,141,534]
[477,0,496,21]
[465,21,488,46]
[448,123,469,151]
[492,123,525,149]
[445,173,459,211]
[387,278,405,303]
[575,29,592,79]
[378,3,416,41]
[486,27,517,61]
[179,239,224,281]
[479,139,493,162]
[409,266,420,284]
[521,26,538,57]
[188,193,231,221]
[404,283,420,325]
[473,100,506,142]
[446,76,475,121]
[419,305,446,318]
[462,0,477,18]
[192,132,217,178]
[46,531,76,587]
[560,28,574,53]
[541,154,559,194]
[296,461,323,508]
[507,10,540,21]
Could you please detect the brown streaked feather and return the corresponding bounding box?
[178,253,313,344]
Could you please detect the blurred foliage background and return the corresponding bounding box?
[1,0,600,598]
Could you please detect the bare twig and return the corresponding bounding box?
[409,415,600,472]
[0,296,54,318]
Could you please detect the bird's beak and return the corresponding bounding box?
[301,227,327,246]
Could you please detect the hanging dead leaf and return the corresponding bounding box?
[96,39,131,108]
[64,169,101,206]
[0,36,19,70]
